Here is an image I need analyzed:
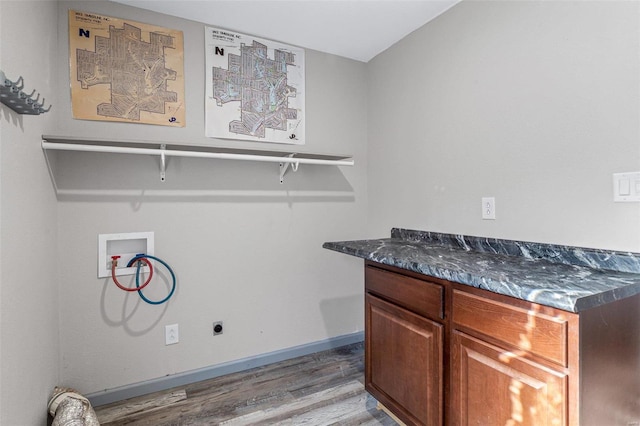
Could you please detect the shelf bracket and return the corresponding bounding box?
[279,154,299,184]
[160,144,166,182]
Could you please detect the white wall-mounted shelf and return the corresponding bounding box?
[42,135,354,184]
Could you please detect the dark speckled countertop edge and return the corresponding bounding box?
[390,228,640,274]
[323,229,640,313]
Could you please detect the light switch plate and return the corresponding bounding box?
[613,172,640,202]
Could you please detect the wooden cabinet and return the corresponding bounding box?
[366,294,443,426]
[364,261,640,426]
[450,289,573,425]
[451,331,567,425]
[365,265,444,426]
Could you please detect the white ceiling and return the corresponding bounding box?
[112,0,460,62]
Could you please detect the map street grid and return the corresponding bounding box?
[205,26,305,144]
[69,10,185,127]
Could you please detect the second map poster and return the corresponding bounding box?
[205,27,305,145]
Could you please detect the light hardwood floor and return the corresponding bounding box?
[94,342,397,425]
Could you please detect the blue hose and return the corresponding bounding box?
[128,254,176,305]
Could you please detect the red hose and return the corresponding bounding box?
[111,256,153,292]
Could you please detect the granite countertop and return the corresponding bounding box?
[323,228,640,313]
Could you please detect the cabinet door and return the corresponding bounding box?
[451,331,567,426]
[366,293,443,426]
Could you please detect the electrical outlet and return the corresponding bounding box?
[165,324,179,345]
[213,321,224,336]
[482,197,496,220]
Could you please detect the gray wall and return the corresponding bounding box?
[2,0,640,422]
[367,0,640,251]
[54,1,368,394]
[0,1,60,424]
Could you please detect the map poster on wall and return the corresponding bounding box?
[69,10,185,127]
[205,26,305,145]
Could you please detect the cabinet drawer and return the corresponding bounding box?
[365,266,443,320]
[453,290,568,366]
